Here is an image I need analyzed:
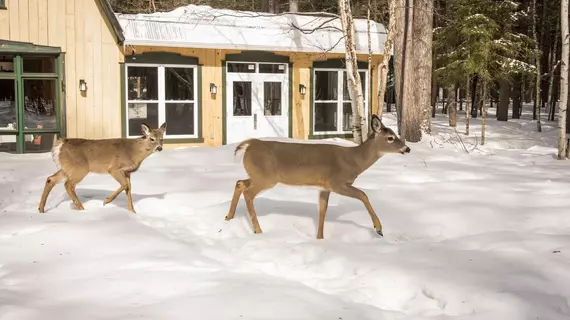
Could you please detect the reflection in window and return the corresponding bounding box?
[165,68,194,100]
[314,103,337,132]
[165,103,194,135]
[23,79,57,130]
[343,71,366,100]
[228,63,256,73]
[127,103,159,136]
[259,63,286,74]
[263,82,281,116]
[0,56,14,73]
[127,66,158,100]
[23,57,56,73]
[342,102,353,132]
[233,82,252,116]
[315,71,338,101]
[0,79,16,130]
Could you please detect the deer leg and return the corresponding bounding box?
[225,179,250,221]
[64,179,85,211]
[243,182,271,234]
[125,173,136,214]
[330,184,383,237]
[317,190,331,240]
[104,170,134,213]
[38,170,66,213]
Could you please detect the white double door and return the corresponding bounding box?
[226,72,289,144]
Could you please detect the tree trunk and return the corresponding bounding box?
[448,84,457,127]
[412,0,434,138]
[533,0,542,131]
[498,78,510,121]
[376,0,397,120]
[466,77,471,135]
[393,0,405,133]
[471,76,478,118]
[338,0,367,144]
[512,75,522,119]
[289,0,298,12]
[400,0,415,141]
[481,79,488,145]
[558,0,568,159]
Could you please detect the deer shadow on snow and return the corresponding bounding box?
[52,188,167,212]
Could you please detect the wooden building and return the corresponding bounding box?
[0,1,386,153]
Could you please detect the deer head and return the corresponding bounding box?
[368,114,410,155]
[141,122,167,152]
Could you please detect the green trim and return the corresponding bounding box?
[125,52,199,65]
[313,58,368,69]
[288,62,293,139]
[60,53,67,138]
[55,55,62,136]
[120,62,126,138]
[0,74,15,79]
[196,64,203,142]
[308,133,354,140]
[0,40,61,55]
[164,138,204,144]
[226,51,289,63]
[21,129,62,134]
[20,73,59,78]
[15,56,24,154]
[222,60,227,145]
[309,66,314,139]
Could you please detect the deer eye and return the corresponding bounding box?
[387,136,395,143]
[150,137,156,142]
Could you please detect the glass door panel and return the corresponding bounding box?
[23,79,58,130]
[0,79,17,131]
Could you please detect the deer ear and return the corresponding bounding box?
[159,122,167,132]
[371,114,384,133]
[141,123,151,137]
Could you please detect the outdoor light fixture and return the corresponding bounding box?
[79,79,87,92]
[299,84,306,95]
[210,83,217,94]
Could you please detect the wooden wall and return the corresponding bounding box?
[127,46,383,147]
[0,0,122,139]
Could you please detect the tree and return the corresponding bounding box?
[376,0,397,120]
[338,0,368,144]
[558,0,568,159]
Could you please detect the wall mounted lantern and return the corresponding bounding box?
[79,79,87,92]
[210,83,217,94]
[299,84,306,95]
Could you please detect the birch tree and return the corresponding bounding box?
[376,0,397,119]
[338,0,368,144]
[558,0,569,159]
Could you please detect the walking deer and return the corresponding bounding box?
[38,123,167,214]
[225,114,410,239]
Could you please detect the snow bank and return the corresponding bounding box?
[1,111,570,319]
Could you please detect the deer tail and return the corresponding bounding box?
[234,139,256,156]
[51,138,66,170]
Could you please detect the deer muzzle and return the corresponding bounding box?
[157,146,163,152]
[400,146,411,154]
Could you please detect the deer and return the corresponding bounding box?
[225,114,410,239]
[38,122,167,214]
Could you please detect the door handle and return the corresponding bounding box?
[254,113,257,130]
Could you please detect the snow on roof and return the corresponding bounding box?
[115,5,387,55]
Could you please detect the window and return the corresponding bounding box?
[125,64,198,139]
[313,68,368,135]
[0,0,6,9]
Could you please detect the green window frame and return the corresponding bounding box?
[120,52,204,144]
[0,0,6,9]
[0,41,63,154]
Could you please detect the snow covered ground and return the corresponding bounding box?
[1,109,570,320]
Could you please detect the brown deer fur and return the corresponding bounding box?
[38,123,167,214]
[225,114,410,239]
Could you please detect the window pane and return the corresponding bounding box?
[0,79,17,130]
[259,63,286,74]
[228,63,256,73]
[315,71,338,101]
[23,79,57,130]
[263,82,281,116]
[0,134,18,152]
[23,57,56,73]
[165,103,195,135]
[127,103,158,136]
[233,81,252,116]
[343,71,366,101]
[127,66,158,100]
[165,67,194,101]
[25,133,57,153]
[314,103,337,132]
[0,55,15,73]
[342,102,353,132]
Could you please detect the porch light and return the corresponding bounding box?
[210,83,217,95]
[299,84,306,95]
[79,79,87,92]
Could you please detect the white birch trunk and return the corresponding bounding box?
[376,0,397,120]
[558,0,569,159]
[338,0,368,144]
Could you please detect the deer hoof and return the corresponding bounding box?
[224,215,232,221]
[38,207,45,213]
[376,230,384,237]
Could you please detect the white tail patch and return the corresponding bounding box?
[51,140,63,170]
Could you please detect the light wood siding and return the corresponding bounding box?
[127,46,383,147]
[0,0,122,139]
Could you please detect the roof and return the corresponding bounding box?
[115,5,387,55]
[97,0,125,44]
[0,40,62,54]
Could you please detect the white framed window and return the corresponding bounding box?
[125,63,198,139]
[312,68,369,135]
